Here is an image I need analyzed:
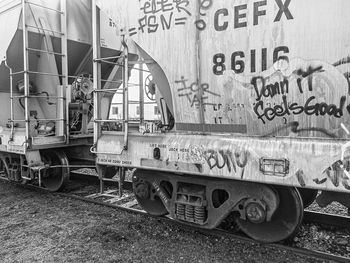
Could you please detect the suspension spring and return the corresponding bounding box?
[176,203,185,220]
[194,206,206,224]
[185,205,195,222]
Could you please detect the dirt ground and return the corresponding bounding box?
[0,181,324,263]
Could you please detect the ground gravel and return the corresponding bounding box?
[0,181,325,263]
[293,199,350,258]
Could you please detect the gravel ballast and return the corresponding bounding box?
[0,181,329,263]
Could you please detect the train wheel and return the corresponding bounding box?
[297,188,318,208]
[41,150,69,192]
[133,175,168,216]
[236,186,304,243]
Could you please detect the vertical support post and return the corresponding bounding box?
[119,167,125,198]
[195,1,205,130]
[139,63,144,124]
[22,0,30,146]
[4,60,14,140]
[60,0,68,142]
[121,37,129,150]
[96,164,104,194]
[92,0,103,193]
[92,0,101,146]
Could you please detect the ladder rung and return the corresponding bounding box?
[36,118,65,122]
[128,60,155,65]
[93,88,119,93]
[26,25,64,35]
[127,83,142,87]
[27,71,65,77]
[12,95,65,100]
[26,1,63,14]
[133,101,157,105]
[96,119,143,124]
[94,119,124,123]
[101,79,122,84]
[98,59,120,66]
[129,120,143,124]
[10,71,25,76]
[9,119,27,123]
[117,63,151,73]
[27,47,65,56]
[10,70,66,78]
[10,118,64,122]
[94,55,123,62]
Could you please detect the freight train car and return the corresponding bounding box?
[0,0,124,191]
[92,0,350,242]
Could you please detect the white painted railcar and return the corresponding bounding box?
[94,0,350,242]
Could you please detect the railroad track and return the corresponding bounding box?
[1,176,349,263]
[304,210,350,228]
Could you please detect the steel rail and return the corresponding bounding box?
[0,177,349,263]
[304,210,350,228]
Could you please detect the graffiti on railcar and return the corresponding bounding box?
[175,76,220,109]
[187,145,249,177]
[212,58,350,137]
[295,158,350,191]
[194,0,213,31]
[118,0,216,36]
[250,62,348,125]
[312,160,350,190]
[120,0,193,36]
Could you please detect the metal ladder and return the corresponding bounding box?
[92,0,149,196]
[92,2,154,154]
[92,0,130,153]
[8,0,68,147]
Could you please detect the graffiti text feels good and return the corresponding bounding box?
[252,65,348,124]
[254,95,346,124]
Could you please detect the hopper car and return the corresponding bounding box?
[0,0,350,243]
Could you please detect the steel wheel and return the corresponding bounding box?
[41,150,69,192]
[133,174,168,216]
[297,188,318,208]
[236,186,304,243]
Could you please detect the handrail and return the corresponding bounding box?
[121,36,129,151]
[4,59,14,141]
